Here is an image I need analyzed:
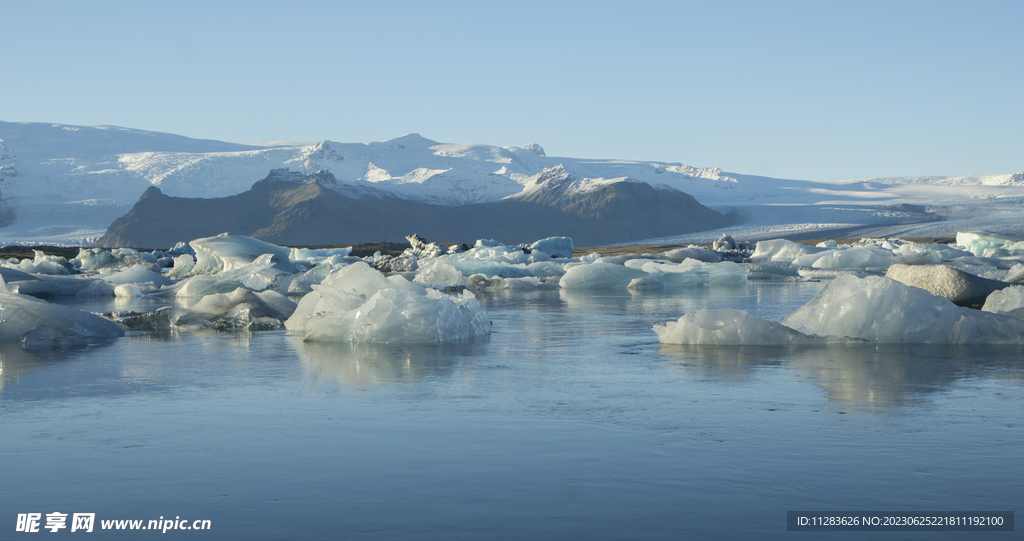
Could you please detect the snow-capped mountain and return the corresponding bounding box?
[0,120,1022,246]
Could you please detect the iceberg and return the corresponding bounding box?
[413,260,468,289]
[287,262,490,343]
[101,264,175,287]
[529,237,574,258]
[0,288,124,346]
[2,251,75,275]
[190,233,297,275]
[781,275,1024,343]
[982,285,1024,317]
[559,261,647,289]
[189,287,287,330]
[956,231,1021,258]
[751,239,825,263]
[75,248,158,271]
[654,308,834,345]
[656,275,1024,345]
[289,246,353,264]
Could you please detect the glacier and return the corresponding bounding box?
[3,121,1024,247]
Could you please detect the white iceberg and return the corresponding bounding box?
[289,246,353,264]
[286,262,490,344]
[982,285,1024,317]
[190,233,297,275]
[559,261,647,289]
[529,237,574,258]
[0,287,124,346]
[751,239,825,263]
[656,275,1024,345]
[101,264,175,287]
[956,231,1022,258]
[2,251,74,275]
[413,260,468,289]
[75,248,158,271]
[780,275,1024,343]
[654,308,834,345]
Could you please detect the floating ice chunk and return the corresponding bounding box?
[529,237,574,258]
[525,261,566,277]
[174,275,244,298]
[661,247,721,263]
[781,275,1024,343]
[628,260,709,290]
[76,280,116,298]
[75,248,158,271]
[0,290,124,345]
[654,308,835,345]
[476,239,501,248]
[559,261,647,289]
[255,290,297,319]
[190,233,297,275]
[413,260,468,289]
[885,263,1010,307]
[892,244,942,265]
[167,254,196,280]
[114,283,167,298]
[751,239,825,263]
[288,262,490,343]
[465,274,556,291]
[956,231,1021,258]
[707,261,748,284]
[281,262,340,295]
[435,246,535,278]
[289,246,353,264]
[168,242,195,255]
[981,286,1024,317]
[3,251,74,275]
[305,288,489,343]
[190,287,286,327]
[102,264,175,287]
[466,274,506,290]
[804,246,895,269]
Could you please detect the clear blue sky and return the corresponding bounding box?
[3,0,1021,180]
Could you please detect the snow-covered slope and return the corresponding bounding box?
[0,121,1021,246]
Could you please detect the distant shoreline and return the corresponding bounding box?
[1,237,958,260]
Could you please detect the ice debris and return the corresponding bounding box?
[0,286,124,346]
[657,275,1024,345]
[286,262,490,344]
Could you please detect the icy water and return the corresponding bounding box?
[2,283,1022,540]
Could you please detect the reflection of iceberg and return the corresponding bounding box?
[657,343,1024,408]
[0,343,53,393]
[294,338,489,387]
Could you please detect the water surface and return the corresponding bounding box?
[2,283,1021,539]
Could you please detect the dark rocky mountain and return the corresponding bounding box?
[96,169,731,248]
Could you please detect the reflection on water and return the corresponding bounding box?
[294,337,491,386]
[2,284,1023,540]
[659,343,1024,407]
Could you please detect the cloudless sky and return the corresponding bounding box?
[3,0,1021,180]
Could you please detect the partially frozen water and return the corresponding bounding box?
[2,283,1022,539]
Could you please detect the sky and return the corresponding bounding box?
[2,0,1022,181]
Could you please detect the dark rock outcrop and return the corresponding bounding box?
[97,169,732,249]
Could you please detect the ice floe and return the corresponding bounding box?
[286,262,490,343]
[657,275,1024,345]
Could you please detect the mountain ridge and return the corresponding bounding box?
[97,169,731,248]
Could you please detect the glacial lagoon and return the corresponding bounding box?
[2,283,1021,539]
